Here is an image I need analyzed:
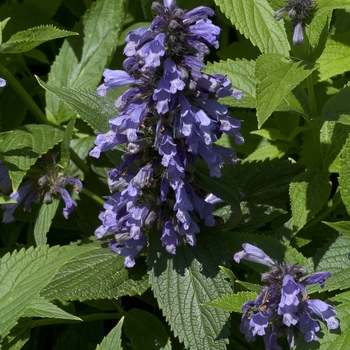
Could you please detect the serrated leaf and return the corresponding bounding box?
[214,0,290,55]
[124,309,170,350]
[323,221,350,236]
[22,296,81,321]
[205,59,256,108]
[0,18,11,45]
[96,317,124,350]
[45,0,127,124]
[61,117,76,170]
[148,227,232,350]
[37,78,113,133]
[340,136,350,216]
[0,244,97,339]
[235,280,262,293]
[317,34,350,81]
[290,171,331,232]
[41,241,149,301]
[205,291,257,313]
[313,235,350,292]
[1,320,31,350]
[33,198,60,246]
[0,125,64,192]
[256,54,317,127]
[0,26,77,53]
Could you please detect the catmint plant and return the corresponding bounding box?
[1,153,82,223]
[274,0,317,45]
[234,243,339,349]
[91,0,243,267]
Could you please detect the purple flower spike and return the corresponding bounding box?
[234,243,276,267]
[234,243,339,349]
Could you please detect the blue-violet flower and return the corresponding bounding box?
[274,0,316,46]
[90,0,243,267]
[1,153,82,223]
[0,78,6,87]
[234,243,339,350]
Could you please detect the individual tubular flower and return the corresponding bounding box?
[1,153,82,223]
[274,0,316,46]
[234,243,339,350]
[90,0,243,267]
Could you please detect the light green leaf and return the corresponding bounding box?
[0,26,77,53]
[322,84,350,124]
[23,296,81,321]
[313,235,350,291]
[1,320,31,350]
[0,193,16,205]
[340,136,350,216]
[235,280,262,293]
[0,244,97,339]
[0,18,11,45]
[214,0,290,55]
[96,317,124,350]
[323,221,350,236]
[37,78,113,133]
[317,34,350,81]
[0,125,64,192]
[244,143,290,161]
[61,117,76,170]
[205,291,257,313]
[250,128,290,141]
[45,0,127,124]
[148,227,232,350]
[290,171,331,232]
[33,198,60,246]
[256,53,317,127]
[41,241,149,301]
[205,59,256,108]
[124,309,170,350]
[276,87,311,117]
[317,0,350,12]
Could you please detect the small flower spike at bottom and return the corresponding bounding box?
[234,243,339,350]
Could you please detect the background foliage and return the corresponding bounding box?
[1,0,350,349]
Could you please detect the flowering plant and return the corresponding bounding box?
[1,0,350,349]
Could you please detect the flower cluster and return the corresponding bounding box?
[234,243,339,350]
[274,0,316,45]
[90,0,243,267]
[1,153,82,223]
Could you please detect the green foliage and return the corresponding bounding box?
[206,291,258,312]
[96,317,124,350]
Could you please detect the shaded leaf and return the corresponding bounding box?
[95,317,124,350]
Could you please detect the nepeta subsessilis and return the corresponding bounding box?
[90,0,243,267]
[274,0,316,46]
[234,243,339,350]
[1,153,82,223]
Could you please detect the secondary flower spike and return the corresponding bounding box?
[234,243,339,349]
[274,0,316,46]
[90,0,243,267]
[1,153,82,223]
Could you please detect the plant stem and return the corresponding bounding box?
[0,62,56,125]
[81,187,105,206]
[307,73,318,119]
[70,148,90,175]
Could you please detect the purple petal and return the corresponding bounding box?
[0,78,6,88]
[293,22,304,46]
[234,243,276,267]
[300,271,331,288]
[306,299,339,330]
[57,187,77,219]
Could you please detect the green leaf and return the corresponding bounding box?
[205,291,257,313]
[41,241,149,301]
[148,227,232,350]
[340,136,350,216]
[255,54,317,127]
[0,193,16,205]
[96,317,124,350]
[205,59,256,108]
[33,198,60,246]
[124,309,170,350]
[0,18,11,45]
[235,280,262,293]
[0,125,64,192]
[317,33,350,81]
[37,78,113,133]
[0,26,77,53]
[1,320,31,350]
[214,0,290,55]
[22,296,81,321]
[317,0,350,12]
[321,84,350,124]
[0,244,97,339]
[45,0,127,124]
[61,117,76,170]
[313,235,350,291]
[323,221,350,236]
[290,171,331,232]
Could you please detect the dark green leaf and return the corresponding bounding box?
[96,317,124,350]
[61,117,76,170]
